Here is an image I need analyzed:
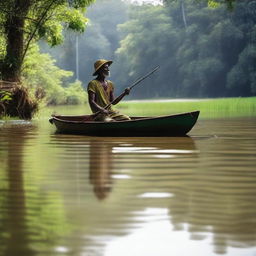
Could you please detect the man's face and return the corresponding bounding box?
[100,63,110,77]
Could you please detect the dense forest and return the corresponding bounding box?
[42,0,256,100]
[115,0,256,98]
[1,0,256,110]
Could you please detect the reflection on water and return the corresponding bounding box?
[0,118,256,255]
[0,124,34,256]
[89,140,113,200]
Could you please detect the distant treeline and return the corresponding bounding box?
[42,0,256,99]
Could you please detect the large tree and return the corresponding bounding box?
[0,0,95,82]
[0,0,94,118]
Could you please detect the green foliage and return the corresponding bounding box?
[0,0,95,69]
[164,0,236,9]
[24,1,91,48]
[40,0,128,84]
[227,46,256,96]
[112,0,255,98]
[0,36,5,61]
[22,44,87,105]
[65,80,87,104]
[208,0,220,8]
[0,91,12,102]
[113,5,179,97]
[0,90,12,116]
[118,97,256,118]
[39,0,255,99]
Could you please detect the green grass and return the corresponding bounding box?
[117,97,256,119]
[25,97,256,120]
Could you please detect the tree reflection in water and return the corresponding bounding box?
[87,136,256,255]
[0,124,35,256]
[167,136,256,255]
[2,126,253,256]
[0,123,71,256]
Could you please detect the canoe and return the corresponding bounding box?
[49,111,200,136]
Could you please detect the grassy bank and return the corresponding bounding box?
[118,97,256,119]
[37,97,256,120]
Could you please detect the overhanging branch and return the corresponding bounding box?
[21,0,59,63]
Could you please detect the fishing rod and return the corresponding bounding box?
[104,65,160,109]
[129,65,160,90]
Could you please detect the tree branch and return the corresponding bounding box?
[21,0,59,63]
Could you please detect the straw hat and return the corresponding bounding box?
[93,59,113,76]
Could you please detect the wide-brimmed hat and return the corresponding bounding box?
[93,59,113,76]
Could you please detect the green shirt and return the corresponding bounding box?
[87,79,114,113]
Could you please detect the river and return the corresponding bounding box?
[0,106,256,256]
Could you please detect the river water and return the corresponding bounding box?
[0,108,256,256]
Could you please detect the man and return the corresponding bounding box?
[87,59,130,121]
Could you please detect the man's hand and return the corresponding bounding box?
[101,108,109,114]
[124,87,130,95]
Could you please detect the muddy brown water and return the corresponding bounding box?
[0,116,256,256]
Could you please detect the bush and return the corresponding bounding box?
[22,44,87,106]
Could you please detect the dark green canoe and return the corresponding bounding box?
[49,111,200,136]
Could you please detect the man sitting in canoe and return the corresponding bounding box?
[87,59,131,121]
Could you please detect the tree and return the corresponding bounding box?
[40,0,129,85]
[227,46,256,96]
[22,44,87,105]
[0,0,95,82]
[114,4,180,98]
[0,0,94,118]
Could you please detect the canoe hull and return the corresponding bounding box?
[49,111,200,137]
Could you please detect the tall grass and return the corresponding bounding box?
[117,97,256,119]
[41,97,256,119]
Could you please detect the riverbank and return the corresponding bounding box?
[2,97,255,120]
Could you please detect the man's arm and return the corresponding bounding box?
[111,87,130,105]
[88,91,109,114]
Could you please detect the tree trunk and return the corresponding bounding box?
[0,0,39,120]
[2,0,31,83]
[2,18,24,82]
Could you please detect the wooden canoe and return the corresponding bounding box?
[49,110,200,136]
